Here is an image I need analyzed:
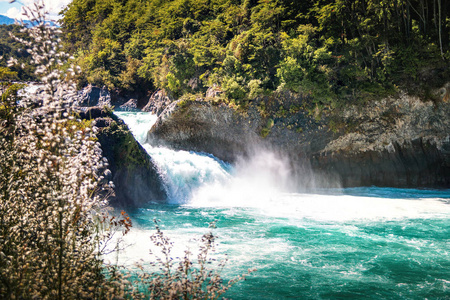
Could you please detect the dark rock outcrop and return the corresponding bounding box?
[80,111,168,207]
[77,106,110,120]
[312,94,450,187]
[96,116,168,206]
[119,98,138,111]
[312,138,450,187]
[75,84,151,109]
[142,90,174,116]
[76,84,111,107]
[74,85,169,206]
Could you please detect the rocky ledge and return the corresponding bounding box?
[147,91,450,188]
[148,100,263,162]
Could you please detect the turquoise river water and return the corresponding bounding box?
[114,112,450,299]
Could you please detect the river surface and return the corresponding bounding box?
[114,111,450,299]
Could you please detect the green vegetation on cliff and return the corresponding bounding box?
[61,0,449,107]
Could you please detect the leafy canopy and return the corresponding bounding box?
[60,0,450,106]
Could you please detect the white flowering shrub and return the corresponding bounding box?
[127,220,255,300]
[0,2,127,299]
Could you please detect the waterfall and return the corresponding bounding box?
[115,111,302,206]
[114,111,450,220]
[115,111,231,203]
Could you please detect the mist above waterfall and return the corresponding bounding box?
[188,147,342,208]
[235,150,295,191]
[189,150,290,205]
[188,150,450,222]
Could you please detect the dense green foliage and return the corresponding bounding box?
[0,24,36,80]
[61,0,449,106]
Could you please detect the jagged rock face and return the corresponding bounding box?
[312,94,450,187]
[148,100,263,163]
[75,84,111,107]
[75,84,150,109]
[85,113,168,206]
[119,98,138,111]
[205,84,223,99]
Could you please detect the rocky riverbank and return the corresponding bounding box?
[147,90,450,188]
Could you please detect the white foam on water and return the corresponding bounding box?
[106,223,294,271]
[189,191,450,222]
[103,227,193,266]
[189,149,297,206]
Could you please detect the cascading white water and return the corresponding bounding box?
[115,111,312,206]
[114,111,450,299]
[115,111,231,203]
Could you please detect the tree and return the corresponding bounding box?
[60,0,449,107]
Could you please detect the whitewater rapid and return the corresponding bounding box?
[115,111,450,221]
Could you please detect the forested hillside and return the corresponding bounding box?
[61,0,449,107]
[0,24,36,80]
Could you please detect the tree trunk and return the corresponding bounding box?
[404,1,411,40]
[442,0,449,53]
[438,0,444,59]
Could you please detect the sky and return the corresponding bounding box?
[0,0,71,21]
